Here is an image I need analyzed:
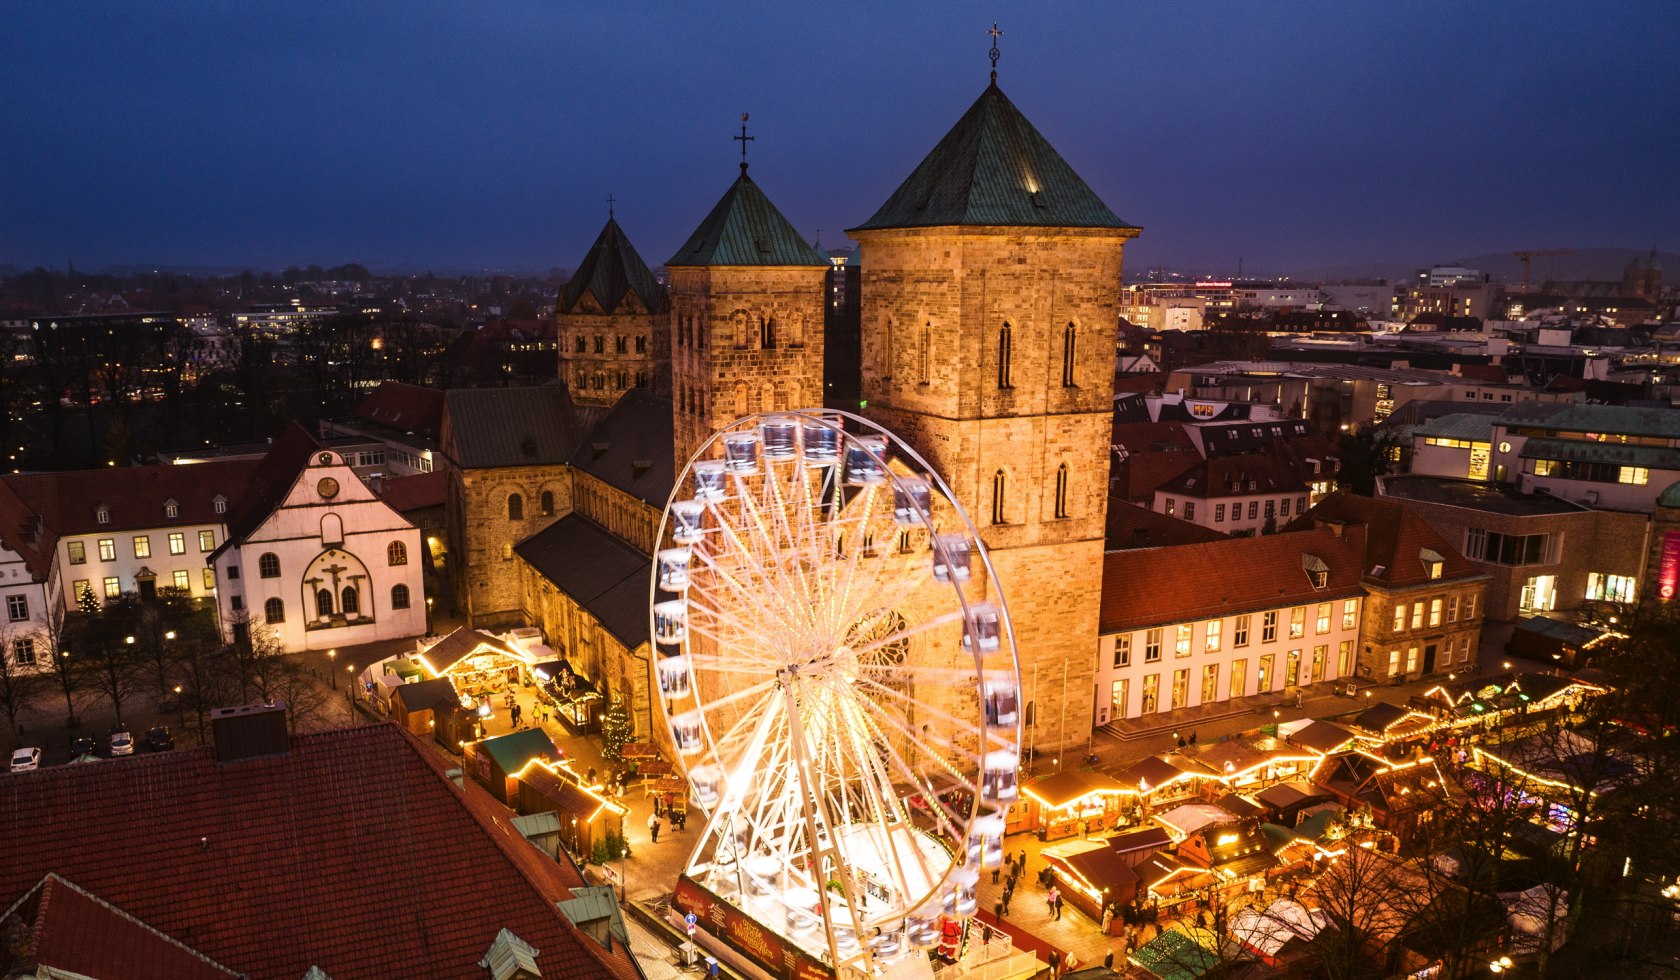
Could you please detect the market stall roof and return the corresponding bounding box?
[477,728,560,777]
[420,627,532,676]
[1156,803,1236,840]
[1254,781,1325,811]
[1284,720,1358,756]
[1474,729,1640,796]
[1060,846,1141,898]
[1230,899,1329,958]
[1289,809,1341,844]
[1023,770,1127,809]
[1115,755,1195,793]
[391,677,460,714]
[1350,700,1411,734]
[1182,737,1302,778]
[1107,826,1173,856]
[1215,793,1263,820]
[1129,927,1220,980]
[520,765,625,819]
[1513,615,1607,649]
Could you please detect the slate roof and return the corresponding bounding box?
[1412,413,1495,442]
[442,384,597,470]
[667,173,828,268]
[422,627,528,675]
[1153,454,1309,500]
[218,423,322,547]
[1497,401,1680,440]
[1285,492,1485,590]
[561,218,668,315]
[1519,436,1680,470]
[572,388,676,504]
[1022,770,1126,809]
[6,873,240,979]
[514,514,651,649]
[1099,526,1367,633]
[0,723,634,980]
[851,82,1135,232]
[352,381,445,437]
[4,457,260,539]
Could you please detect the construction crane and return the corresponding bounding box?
[1511,249,1573,293]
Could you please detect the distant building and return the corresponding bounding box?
[1151,455,1311,537]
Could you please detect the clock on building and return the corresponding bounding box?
[317,477,340,499]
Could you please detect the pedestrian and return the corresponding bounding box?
[1296,691,1303,708]
[1103,951,1115,970]
[1188,730,1197,747]
[991,863,1001,884]
[1046,950,1060,977]
[654,794,664,818]
[1001,887,1012,916]
[586,766,597,786]
[1101,904,1114,934]
[994,899,1004,922]
[1176,735,1186,749]
[1048,886,1061,920]
[706,956,718,980]
[648,812,661,844]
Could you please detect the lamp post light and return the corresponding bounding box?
[173,684,185,729]
[425,596,435,635]
[327,649,338,690]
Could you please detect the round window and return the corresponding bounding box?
[1497,442,1511,454]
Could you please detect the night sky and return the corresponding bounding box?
[4,2,1676,277]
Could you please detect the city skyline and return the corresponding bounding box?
[4,2,1677,276]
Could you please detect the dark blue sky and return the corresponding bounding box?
[4,1,1676,277]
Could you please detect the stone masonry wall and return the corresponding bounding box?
[452,463,573,626]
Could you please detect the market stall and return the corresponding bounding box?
[1041,839,1140,926]
[1020,771,1130,841]
[534,659,604,734]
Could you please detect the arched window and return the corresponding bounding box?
[733,382,748,417]
[997,323,1013,389]
[387,540,407,566]
[316,588,334,617]
[919,323,931,383]
[991,469,1007,525]
[391,583,411,609]
[1062,322,1077,387]
[760,315,776,350]
[258,553,281,578]
[341,586,359,615]
[1055,463,1070,518]
[264,597,285,624]
[540,491,555,516]
[574,336,585,353]
[507,493,524,521]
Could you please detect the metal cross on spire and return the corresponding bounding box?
[988,22,1003,82]
[734,113,754,175]
[607,194,616,219]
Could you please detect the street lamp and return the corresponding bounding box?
[173,684,185,729]
[328,649,338,690]
[425,596,435,635]
[125,635,135,645]
[1489,955,1513,973]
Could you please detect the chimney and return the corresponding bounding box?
[210,701,290,762]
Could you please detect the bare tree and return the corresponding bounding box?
[267,655,334,733]
[37,604,84,726]
[175,628,234,742]
[0,624,43,736]
[85,634,143,730]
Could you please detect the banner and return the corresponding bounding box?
[674,875,837,980]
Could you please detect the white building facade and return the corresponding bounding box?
[212,446,426,653]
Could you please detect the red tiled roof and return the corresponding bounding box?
[1455,364,1508,385]
[378,471,445,513]
[354,381,445,436]
[0,722,633,980]
[1118,451,1201,503]
[19,874,239,979]
[1099,525,1368,633]
[0,478,54,580]
[1284,492,1483,590]
[1105,497,1226,551]
[3,458,260,537]
[1112,372,1166,395]
[1154,454,1309,500]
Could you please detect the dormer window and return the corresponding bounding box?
[164,499,179,519]
[1302,553,1330,589]
[95,505,110,525]
[213,495,227,514]
[1420,548,1444,580]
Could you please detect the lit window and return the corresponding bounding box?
[133,536,151,559]
[1342,598,1358,630]
[173,570,190,590]
[1205,619,1222,654]
[104,577,121,598]
[1175,623,1192,658]
[5,595,27,621]
[168,533,185,555]
[1288,607,1305,639]
[200,530,216,552]
[67,541,86,565]
[1145,629,1162,663]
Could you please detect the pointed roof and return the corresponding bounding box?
[561,218,668,315]
[667,173,828,268]
[852,81,1136,232]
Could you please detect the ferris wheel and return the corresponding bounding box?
[650,409,1022,979]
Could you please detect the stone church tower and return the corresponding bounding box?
[557,216,670,408]
[666,162,829,472]
[848,79,1140,752]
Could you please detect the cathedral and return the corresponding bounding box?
[445,68,1138,752]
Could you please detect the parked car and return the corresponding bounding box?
[109,731,135,756]
[142,727,174,752]
[70,737,95,759]
[9,747,41,772]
